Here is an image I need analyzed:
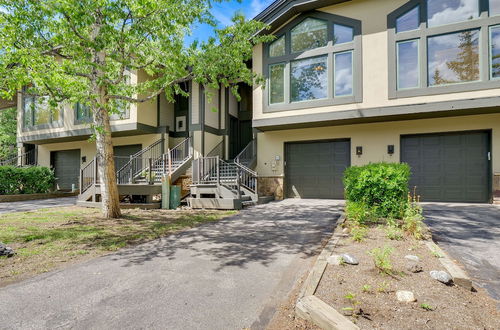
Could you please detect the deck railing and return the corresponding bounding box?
[235,139,256,168]
[0,149,36,167]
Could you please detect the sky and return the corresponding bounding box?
[185,0,275,44]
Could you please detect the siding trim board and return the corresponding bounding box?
[253,96,500,131]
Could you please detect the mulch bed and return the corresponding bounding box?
[314,225,500,329]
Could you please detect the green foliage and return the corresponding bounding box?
[376,281,391,293]
[0,166,55,195]
[350,225,368,242]
[361,284,372,293]
[385,219,404,240]
[369,246,394,275]
[420,303,435,311]
[0,107,17,160]
[345,201,373,225]
[344,163,410,219]
[402,193,425,240]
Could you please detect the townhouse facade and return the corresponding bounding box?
[253,0,500,204]
[11,0,500,207]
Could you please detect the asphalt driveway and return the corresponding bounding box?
[0,196,77,214]
[0,199,341,329]
[423,203,500,301]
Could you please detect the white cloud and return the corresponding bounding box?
[428,0,478,27]
[335,68,353,95]
[250,0,270,18]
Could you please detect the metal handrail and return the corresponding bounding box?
[234,139,256,167]
[0,149,36,167]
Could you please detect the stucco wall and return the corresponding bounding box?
[252,0,500,121]
[256,113,500,178]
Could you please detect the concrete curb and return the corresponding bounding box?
[295,213,359,330]
[425,241,473,290]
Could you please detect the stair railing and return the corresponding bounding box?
[234,162,258,196]
[0,149,36,167]
[207,140,224,158]
[116,138,164,184]
[80,157,98,194]
[234,139,256,168]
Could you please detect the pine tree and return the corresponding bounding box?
[447,30,479,82]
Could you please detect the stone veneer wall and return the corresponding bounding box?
[494,173,500,198]
[258,176,284,200]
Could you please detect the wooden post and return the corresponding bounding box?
[168,149,172,179]
[149,158,154,185]
[236,167,242,200]
[216,156,220,186]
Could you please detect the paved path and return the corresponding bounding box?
[0,197,77,214]
[423,203,500,301]
[0,199,341,329]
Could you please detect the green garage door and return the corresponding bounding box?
[401,131,490,203]
[114,144,142,172]
[285,140,350,199]
[52,149,81,190]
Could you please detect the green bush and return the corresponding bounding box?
[344,162,410,219]
[0,166,55,195]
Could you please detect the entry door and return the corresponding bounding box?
[285,140,350,199]
[51,149,81,190]
[114,144,142,171]
[401,131,490,202]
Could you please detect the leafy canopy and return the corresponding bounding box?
[0,0,272,114]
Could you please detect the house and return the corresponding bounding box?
[13,0,500,207]
[251,0,500,204]
[15,69,257,207]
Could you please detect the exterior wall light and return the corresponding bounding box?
[387,145,395,155]
[356,146,363,156]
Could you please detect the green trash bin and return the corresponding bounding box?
[169,185,181,209]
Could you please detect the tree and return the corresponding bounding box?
[0,0,271,218]
[0,107,17,161]
[446,30,479,82]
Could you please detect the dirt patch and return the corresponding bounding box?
[0,206,235,287]
[314,226,500,329]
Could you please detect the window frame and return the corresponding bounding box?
[263,11,362,113]
[74,102,92,124]
[388,0,500,99]
[21,89,63,131]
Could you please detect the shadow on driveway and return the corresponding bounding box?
[423,203,500,301]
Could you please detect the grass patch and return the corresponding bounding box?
[0,207,236,285]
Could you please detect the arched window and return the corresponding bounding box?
[388,0,500,98]
[263,12,362,112]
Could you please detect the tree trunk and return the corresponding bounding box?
[93,86,121,218]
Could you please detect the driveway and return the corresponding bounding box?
[0,196,77,214]
[0,199,341,329]
[423,203,500,301]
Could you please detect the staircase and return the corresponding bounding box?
[189,139,272,210]
[78,137,192,203]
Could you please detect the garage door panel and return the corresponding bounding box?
[402,131,489,203]
[52,149,81,191]
[285,140,350,199]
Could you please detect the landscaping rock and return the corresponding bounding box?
[430,270,453,284]
[396,290,416,302]
[406,262,423,273]
[404,255,420,263]
[327,254,342,265]
[0,242,15,257]
[341,253,359,265]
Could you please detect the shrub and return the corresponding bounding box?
[402,192,425,240]
[345,201,373,225]
[344,162,410,219]
[0,166,55,195]
[350,225,368,242]
[369,245,394,274]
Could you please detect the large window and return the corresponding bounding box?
[389,0,500,97]
[22,91,60,129]
[264,12,361,111]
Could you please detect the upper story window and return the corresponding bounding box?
[388,0,500,98]
[263,12,362,112]
[22,90,61,129]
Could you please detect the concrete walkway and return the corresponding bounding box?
[423,203,500,301]
[0,199,341,330]
[0,197,77,214]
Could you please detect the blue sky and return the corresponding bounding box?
[186,0,275,44]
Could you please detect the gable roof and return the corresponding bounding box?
[253,0,351,33]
